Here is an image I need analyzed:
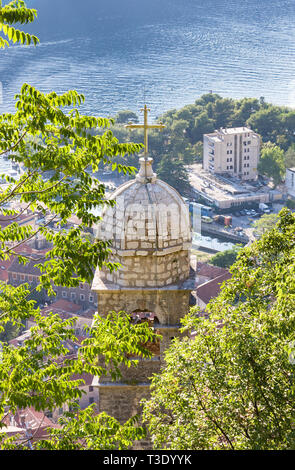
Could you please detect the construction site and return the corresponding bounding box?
[188,163,286,211]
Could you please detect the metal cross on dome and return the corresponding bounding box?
[125,105,165,157]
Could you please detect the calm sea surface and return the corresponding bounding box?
[1,0,295,119]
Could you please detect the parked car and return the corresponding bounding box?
[201,215,213,224]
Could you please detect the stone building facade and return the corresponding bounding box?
[91,157,195,447]
[7,257,97,311]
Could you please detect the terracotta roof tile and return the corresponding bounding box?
[197,272,232,305]
[47,299,82,314]
[196,262,229,279]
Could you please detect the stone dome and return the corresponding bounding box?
[95,157,192,288]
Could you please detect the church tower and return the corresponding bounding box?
[91,108,195,444]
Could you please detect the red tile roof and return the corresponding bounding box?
[197,272,232,305]
[70,372,94,386]
[0,212,34,229]
[196,262,229,280]
[47,299,82,314]
[0,256,15,281]
[3,407,60,443]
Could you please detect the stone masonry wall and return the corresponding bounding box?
[97,288,191,325]
[98,357,162,385]
[100,249,190,288]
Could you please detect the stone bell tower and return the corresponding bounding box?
[91,108,195,440]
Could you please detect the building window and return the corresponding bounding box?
[79,283,84,289]
[21,274,25,281]
[12,273,17,280]
[62,291,67,298]
[89,295,94,303]
[80,294,85,301]
[28,275,33,282]
[89,386,93,392]
[71,292,76,300]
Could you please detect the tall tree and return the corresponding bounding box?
[251,212,279,239]
[143,209,295,450]
[0,1,157,450]
[246,106,284,143]
[156,154,190,195]
[258,143,285,186]
[210,245,241,268]
[284,143,295,169]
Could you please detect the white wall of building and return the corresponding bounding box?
[203,127,260,181]
[286,168,295,198]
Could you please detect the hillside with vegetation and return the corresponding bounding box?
[109,94,295,193]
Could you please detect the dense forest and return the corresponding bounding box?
[110,94,295,193]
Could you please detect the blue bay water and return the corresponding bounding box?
[1,0,295,119]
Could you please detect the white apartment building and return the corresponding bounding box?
[286,167,295,198]
[203,127,260,181]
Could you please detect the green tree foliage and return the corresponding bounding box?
[286,198,295,210]
[284,143,295,169]
[231,98,261,127]
[0,2,159,450]
[246,106,284,142]
[258,143,285,186]
[0,0,39,48]
[143,209,295,450]
[252,212,279,239]
[0,320,21,342]
[0,311,157,449]
[156,155,190,195]
[210,245,241,268]
[114,110,139,124]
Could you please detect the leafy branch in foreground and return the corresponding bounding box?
[0,310,158,449]
[0,0,39,48]
[0,0,157,451]
[143,209,295,450]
